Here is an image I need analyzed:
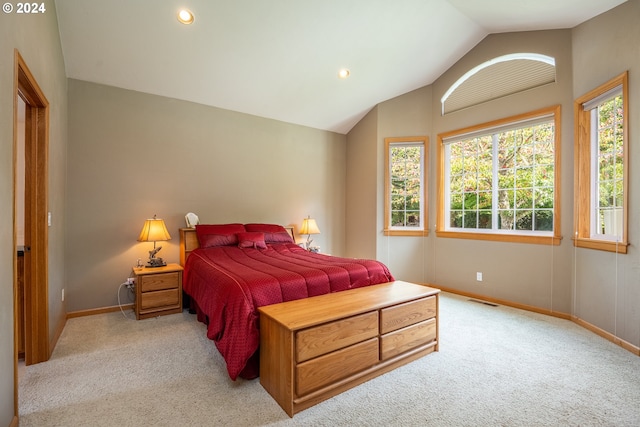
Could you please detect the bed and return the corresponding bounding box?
[179,223,395,380]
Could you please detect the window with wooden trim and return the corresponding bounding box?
[384,136,428,236]
[574,72,628,253]
[437,106,562,245]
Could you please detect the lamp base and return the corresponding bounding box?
[146,257,166,268]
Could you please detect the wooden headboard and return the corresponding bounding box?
[179,226,296,266]
[179,228,199,266]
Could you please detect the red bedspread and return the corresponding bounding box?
[183,243,394,380]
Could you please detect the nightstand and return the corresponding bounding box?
[133,263,183,320]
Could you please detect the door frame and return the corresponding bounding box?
[13,49,50,416]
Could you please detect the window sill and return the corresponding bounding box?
[435,230,561,246]
[573,237,628,254]
[384,229,429,237]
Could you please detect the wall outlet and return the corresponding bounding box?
[61,288,65,301]
[126,277,135,285]
[476,272,483,282]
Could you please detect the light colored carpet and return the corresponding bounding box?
[19,293,640,426]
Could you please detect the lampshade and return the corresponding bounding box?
[138,215,172,242]
[300,217,320,235]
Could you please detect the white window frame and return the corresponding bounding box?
[588,88,624,242]
[384,136,428,236]
[574,72,628,253]
[437,105,562,245]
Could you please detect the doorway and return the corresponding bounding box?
[13,49,50,416]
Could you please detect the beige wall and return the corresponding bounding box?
[0,1,68,424]
[345,106,378,259]
[430,29,575,313]
[376,86,432,282]
[65,79,346,311]
[571,0,640,348]
[347,0,640,350]
[345,86,433,279]
[347,29,576,310]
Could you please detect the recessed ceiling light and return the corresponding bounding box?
[338,69,350,79]
[177,9,194,25]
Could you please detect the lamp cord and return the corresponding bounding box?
[117,282,135,320]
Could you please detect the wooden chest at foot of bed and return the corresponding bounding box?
[258,281,440,417]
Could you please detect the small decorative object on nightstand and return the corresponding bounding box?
[133,263,183,320]
[185,212,199,228]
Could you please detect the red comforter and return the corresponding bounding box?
[183,242,394,380]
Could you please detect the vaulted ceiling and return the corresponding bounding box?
[54,0,626,134]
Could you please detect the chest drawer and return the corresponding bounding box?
[380,296,436,334]
[140,272,180,292]
[296,337,379,396]
[381,317,437,360]
[296,311,378,363]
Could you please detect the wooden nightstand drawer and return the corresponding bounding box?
[140,288,180,311]
[140,272,180,292]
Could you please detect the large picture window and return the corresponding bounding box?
[574,72,628,253]
[437,106,561,245]
[384,136,428,236]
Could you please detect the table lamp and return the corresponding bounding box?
[299,216,320,251]
[138,214,171,267]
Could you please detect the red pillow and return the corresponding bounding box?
[245,223,286,233]
[237,232,267,249]
[264,231,294,244]
[196,223,245,248]
[244,223,293,244]
[199,233,238,248]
